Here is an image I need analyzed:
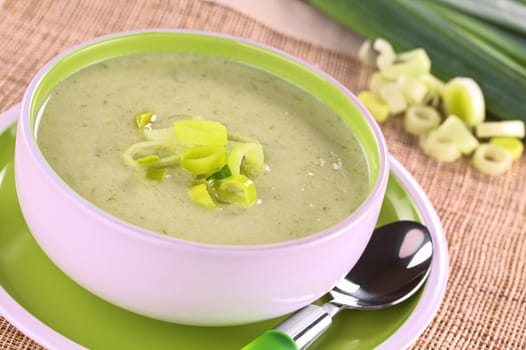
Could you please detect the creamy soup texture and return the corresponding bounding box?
[37,53,369,245]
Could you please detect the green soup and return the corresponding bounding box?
[36,53,369,245]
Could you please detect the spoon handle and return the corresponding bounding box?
[242,304,333,350]
[241,329,298,350]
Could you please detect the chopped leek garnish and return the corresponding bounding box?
[227,142,265,177]
[358,91,390,123]
[419,130,462,162]
[436,115,479,155]
[174,119,228,146]
[472,143,513,175]
[180,146,226,176]
[143,127,177,141]
[135,112,154,128]
[123,140,170,167]
[188,183,217,208]
[135,154,161,166]
[490,137,524,160]
[216,175,257,208]
[146,167,167,181]
[442,77,485,127]
[475,120,525,139]
[403,105,441,135]
[154,154,180,168]
[208,164,232,180]
[125,113,265,209]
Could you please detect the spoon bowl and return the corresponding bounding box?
[244,220,433,350]
[330,220,432,310]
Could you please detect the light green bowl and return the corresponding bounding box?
[15,30,389,330]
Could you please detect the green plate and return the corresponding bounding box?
[0,105,442,349]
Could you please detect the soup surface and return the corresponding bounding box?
[36,53,369,245]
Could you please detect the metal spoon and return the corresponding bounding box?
[243,220,433,350]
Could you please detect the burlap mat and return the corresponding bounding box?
[0,1,524,349]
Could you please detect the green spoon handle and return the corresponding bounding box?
[241,329,298,350]
[242,304,333,350]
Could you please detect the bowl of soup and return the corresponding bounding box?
[14,30,389,326]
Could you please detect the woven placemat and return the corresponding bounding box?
[0,1,525,349]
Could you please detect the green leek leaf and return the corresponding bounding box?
[208,164,232,180]
[307,0,526,122]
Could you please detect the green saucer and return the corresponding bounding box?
[0,114,422,349]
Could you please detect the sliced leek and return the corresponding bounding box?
[369,73,393,94]
[358,91,390,123]
[436,115,479,154]
[490,137,524,160]
[472,143,513,175]
[396,75,428,105]
[308,0,526,122]
[419,74,445,106]
[227,142,265,177]
[135,112,154,128]
[475,120,525,138]
[419,130,462,162]
[146,167,167,181]
[358,38,396,68]
[373,38,396,69]
[143,127,177,141]
[123,140,169,167]
[379,83,407,114]
[354,36,521,175]
[189,183,217,208]
[180,146,226,176]
[358,40,376,66]
[216,175,257,208]
[135,155,161,166]
[174,119,228,146]
[154,154,180,168]
[442,77,485,126]
[380,49,431,79]
[403,105,441,135]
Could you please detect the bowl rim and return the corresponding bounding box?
[18,28,390,253]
